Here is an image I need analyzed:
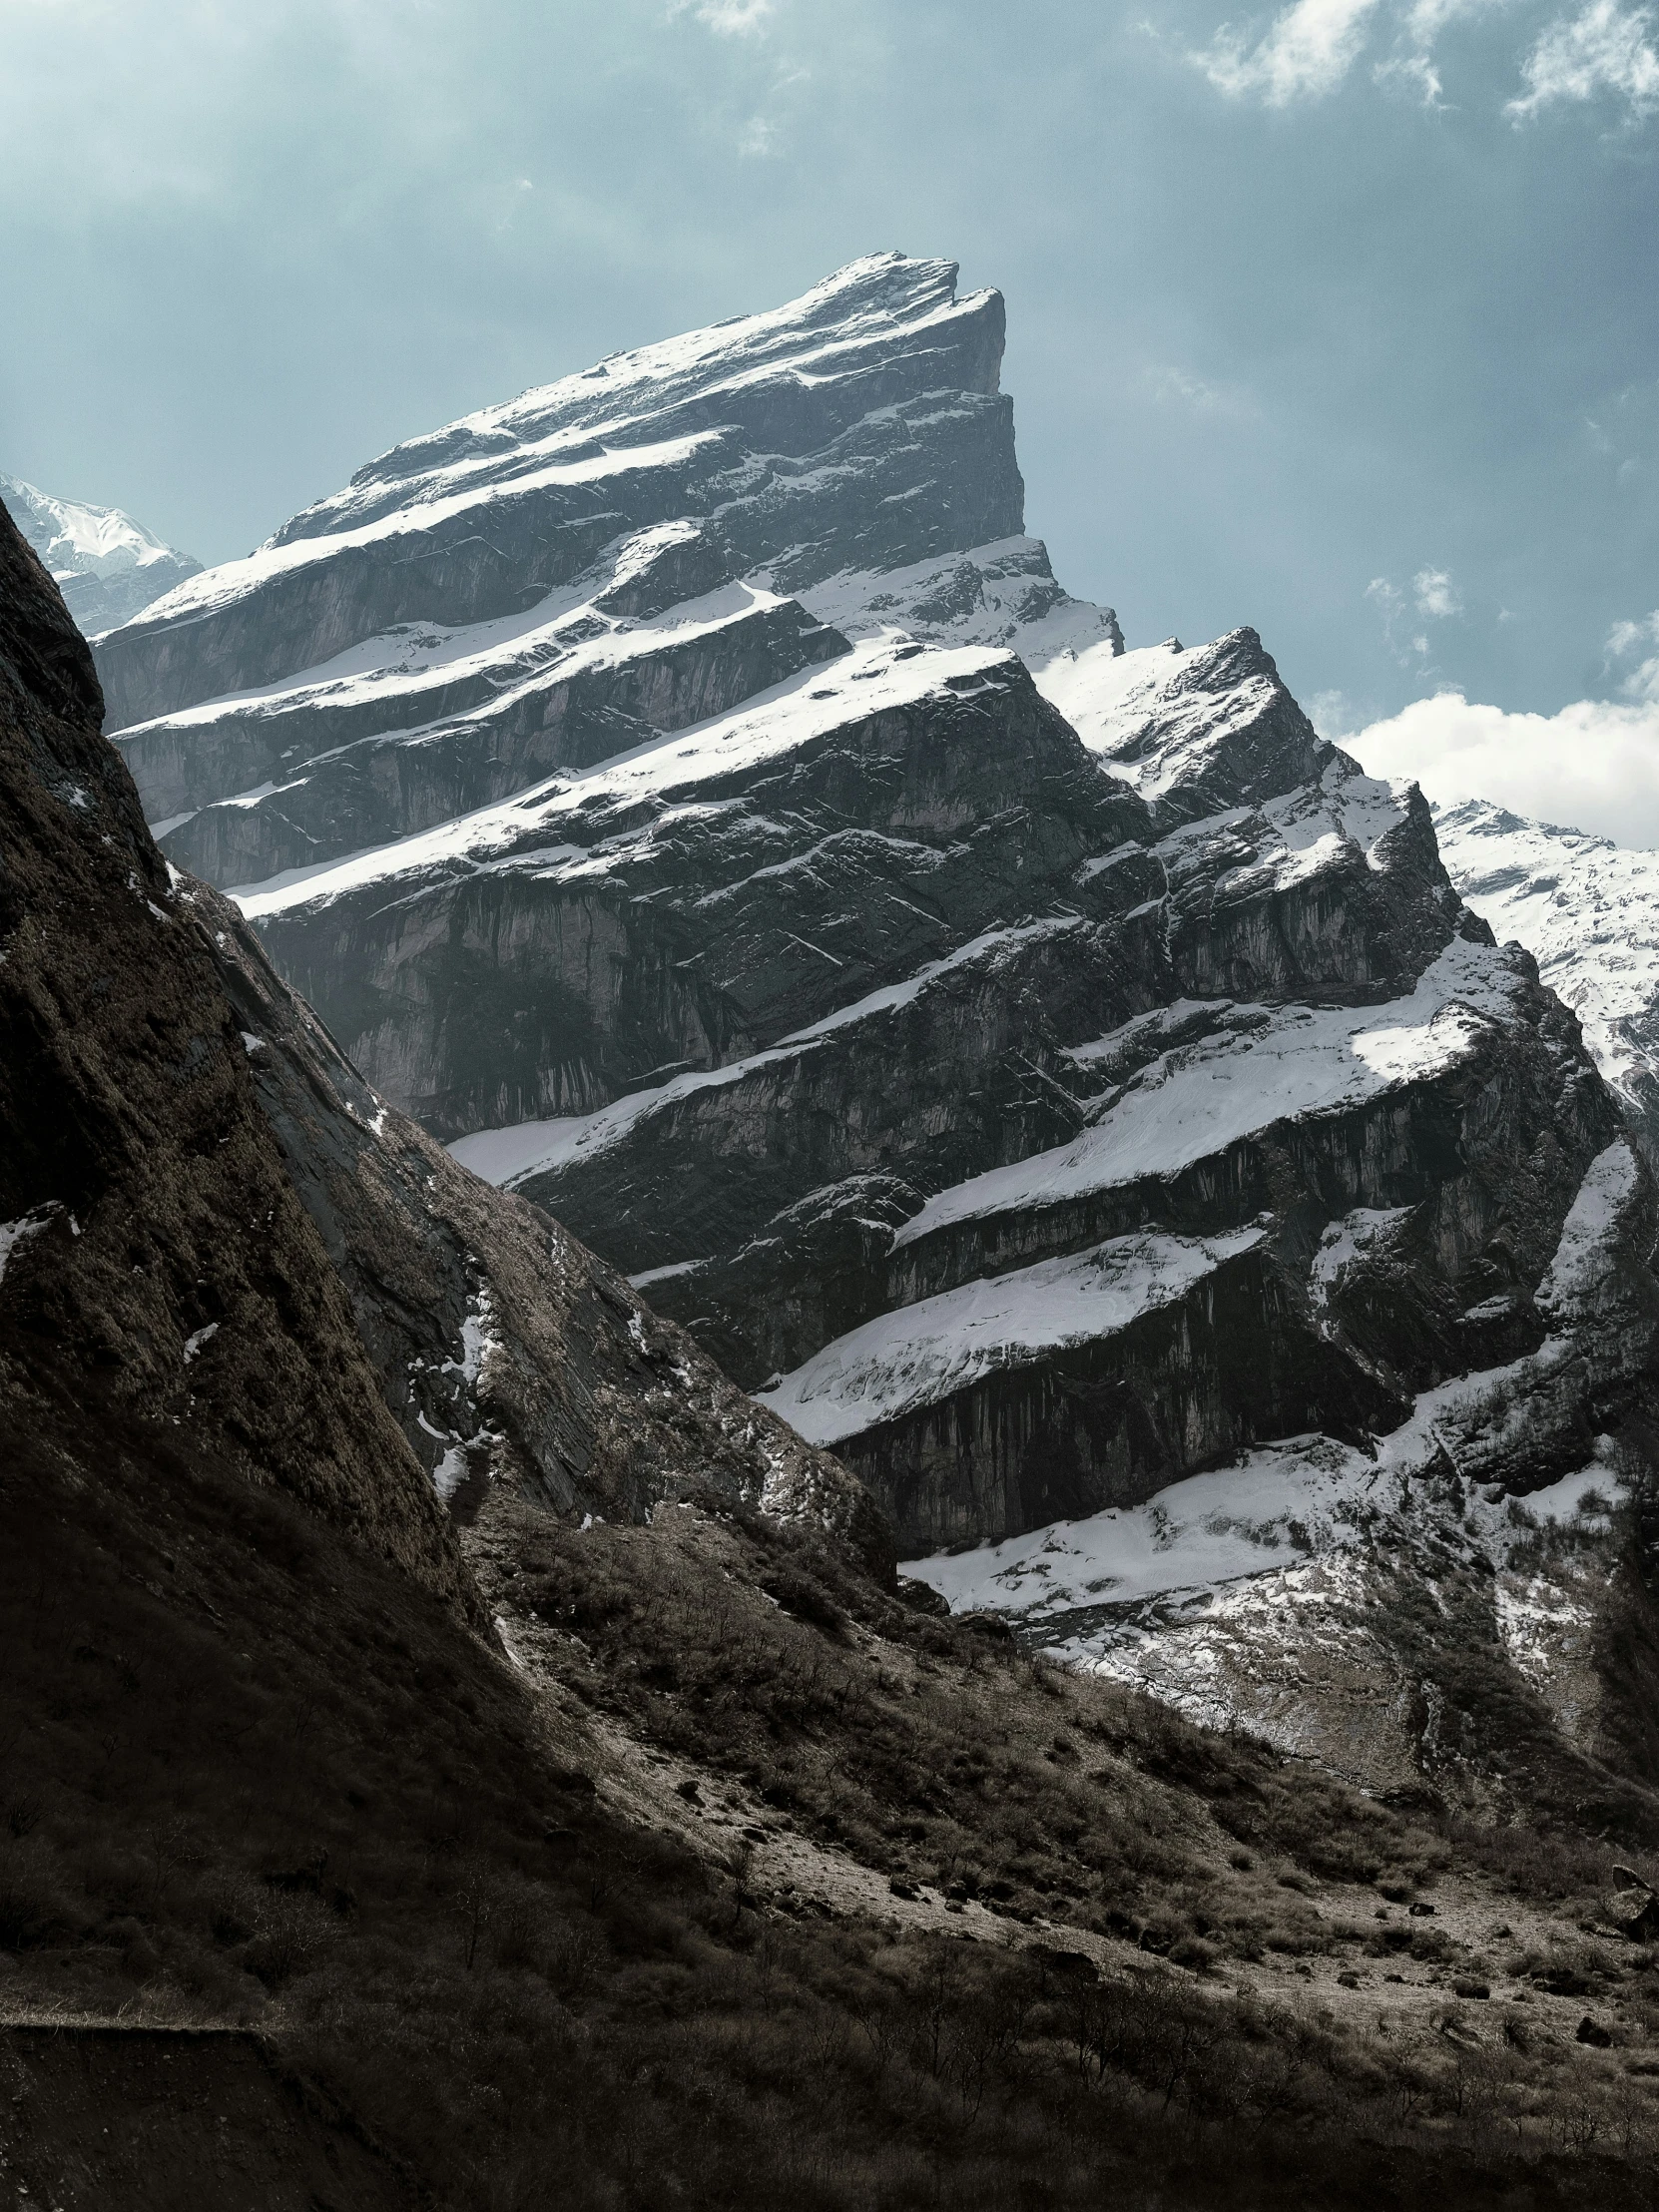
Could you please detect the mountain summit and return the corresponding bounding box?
[1,472,201,635]
[97,256,1659,1797]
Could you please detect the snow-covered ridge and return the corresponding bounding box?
[287,254,1000,541]
[1,474,184,578]
[1436,797,1659,1120]
[800,535,1121,664]
[234,635,1016,918]
[1038,634,1273,794]
[96,252,1032,737]
[1033,626,1317,817]
[1,473,201,634]
[893,933,1524,1248]
[129,431,726,631]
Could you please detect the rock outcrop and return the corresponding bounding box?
[0,485,877,1604]
[190,876,887,1566]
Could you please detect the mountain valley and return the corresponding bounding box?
[8,257,1659,2207]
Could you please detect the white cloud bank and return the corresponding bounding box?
[1343,689,1659,845]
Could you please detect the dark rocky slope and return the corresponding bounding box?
[0,482,462,1605]
[189,875,886,1564]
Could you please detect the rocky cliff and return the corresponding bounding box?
[18,287,1659,2211]
[0,486,464,1604]
[97,256,1658,1637]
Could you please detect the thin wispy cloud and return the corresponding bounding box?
[669,0,778,33]
[1144,363,1255,415]
[1506,0,1659,119]
[1412,566,1461,618]
[1373,51,1447,104]
[1608,609,1659,699]
[1196,0,1383,103]
[1366,566,1462,662]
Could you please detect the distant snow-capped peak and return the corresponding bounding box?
[0,473,202,636]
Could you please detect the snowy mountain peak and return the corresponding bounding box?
[93,261,1655,1799]
[95,253,1037,732]
[272,253,1004,555]
[0,473,201,637]
[1435,794,1659,1145]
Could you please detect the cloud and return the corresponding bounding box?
[670,0,777,32]
[1191,0,1659,118]
[1506,0,1659,119]
[1366,566,1461,661]
[1412,565,1461,618]
[1373,50,1446,104]
[1341,688,1659,843]
[737,114,779,154]
[1607,608,1659,699]
[1195,0,1384,102]
[1144,363,1253,415]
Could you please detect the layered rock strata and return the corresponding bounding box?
[97,255,1652,1568]
[0,495,877,1601]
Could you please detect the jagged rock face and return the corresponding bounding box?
[98,254,1043,734]
[0,500,464,1607]
[915,1137,1659,1801]
[101,259,1113,894]
[99,254,1644,1565]
[189,879,887,1570]
[1,475,201,636]
[1436,799,1659,1162]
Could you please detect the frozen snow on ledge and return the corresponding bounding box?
[893,934,1520,1249]
[902,1136,1641,1634]
[236,635,1012,921]
[753,1226,1266,1448]
[904,1437,1372,1621]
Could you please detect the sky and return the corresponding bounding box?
[4,0,1659,837]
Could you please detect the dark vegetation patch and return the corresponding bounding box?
[8,1409,1659,2209]
[499,1489,1438,1956]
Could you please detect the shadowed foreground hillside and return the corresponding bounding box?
[9,493,1659,2206]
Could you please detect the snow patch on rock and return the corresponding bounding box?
[754,1227,1266,1447]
